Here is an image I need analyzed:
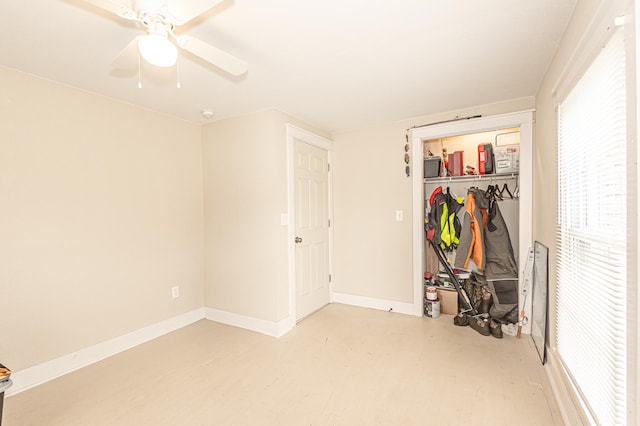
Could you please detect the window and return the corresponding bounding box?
[556,27,629,425]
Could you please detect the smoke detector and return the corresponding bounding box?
[200,109,214,119]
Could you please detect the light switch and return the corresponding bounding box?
[395,210,404,221]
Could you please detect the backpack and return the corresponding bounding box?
[426,186,464,251]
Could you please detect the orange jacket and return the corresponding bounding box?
[456,189,487,271]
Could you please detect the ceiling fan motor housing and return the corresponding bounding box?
[81,0,248,75]
[135,0,181,26]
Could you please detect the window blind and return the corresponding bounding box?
[557,27,627,426]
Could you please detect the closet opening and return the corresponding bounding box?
[422,128,521,272]
[410,111,534,334]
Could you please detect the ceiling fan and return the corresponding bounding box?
[80,0,247,76]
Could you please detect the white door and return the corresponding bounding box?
[294,139,330,320]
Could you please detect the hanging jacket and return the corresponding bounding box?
[454,185,519,322]
[426,187,464,251]
[454,187,488,271]
[483,195,519,322]
[439,190,464,251]
[425,187,445,246]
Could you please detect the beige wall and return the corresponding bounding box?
[0,67,205,371]
[331,97,535,303]
[1,13,585,378]
[533,0,601,422]
[202,109,328,322]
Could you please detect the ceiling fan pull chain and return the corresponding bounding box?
[137,50,143,89]
[176,56,181,89]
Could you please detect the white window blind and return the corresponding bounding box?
[557,27,627,426]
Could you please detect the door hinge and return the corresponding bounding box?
[328,163,331,172]
[328,219,331,227]
[329,274,332,283]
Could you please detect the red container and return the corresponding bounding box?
[478,143,494,174]
[447,151,464,176]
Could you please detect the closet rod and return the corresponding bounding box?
[423,172,518,184]
[407,115,482,131]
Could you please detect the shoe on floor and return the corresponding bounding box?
[468,317,490,336]
[454,314,470,326]
[490,319,503,338]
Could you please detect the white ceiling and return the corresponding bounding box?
[0,0,577,133]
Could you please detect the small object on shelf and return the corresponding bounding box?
[436,274,453,288]
[465,165,477,175]
[478,143,494,174]
[423,156,441,178]
[495,144,520,173]
[441,147,448,177]
[453,268,471,279]
[447,150,464,176]
[438,269,470,280]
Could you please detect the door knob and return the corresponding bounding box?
[295,236,303,244]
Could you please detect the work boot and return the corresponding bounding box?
[489,319,503,338]
[453,314,470,326]
[503,307,519,324]
[468,317,490,336]
[477,286,492,315]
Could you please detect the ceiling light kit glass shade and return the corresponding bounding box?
[138,34,178,67]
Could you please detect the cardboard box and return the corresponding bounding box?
[494,144,520,173]
[437,288,458,315]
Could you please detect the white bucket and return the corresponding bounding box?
[426,299,440,318]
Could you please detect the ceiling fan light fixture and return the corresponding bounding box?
[138,34,178,67]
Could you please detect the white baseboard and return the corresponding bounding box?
[204,307,294,338]
[332,292,418,316]
[7,308,205,397]
[545,349,590,425]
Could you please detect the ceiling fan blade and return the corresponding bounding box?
[111,35,142,70]
[176,35,247,76]
[81,0,137,20]
[158,0,224,25]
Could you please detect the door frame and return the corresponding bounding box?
[410,110,534,332]
[286,124,334,325]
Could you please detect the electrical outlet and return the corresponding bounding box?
[171,286,180,299]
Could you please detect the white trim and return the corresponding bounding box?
[204,307,293,338]
[332,293,416,316]
[411,126,426,317]
[286,124,333,151]
[285,124,334,323]
[635,3,640,424]
[410,110,535,328]
[553,0,634,100]
[7,308,205,397]
[545,349,595,425]
[550,2,638,424]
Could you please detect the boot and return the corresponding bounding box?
[489,319,503,338]
[477,286,492,315]
[468,317,490,336]
[453,314,470,326]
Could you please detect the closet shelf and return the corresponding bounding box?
[423,172,518,184]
